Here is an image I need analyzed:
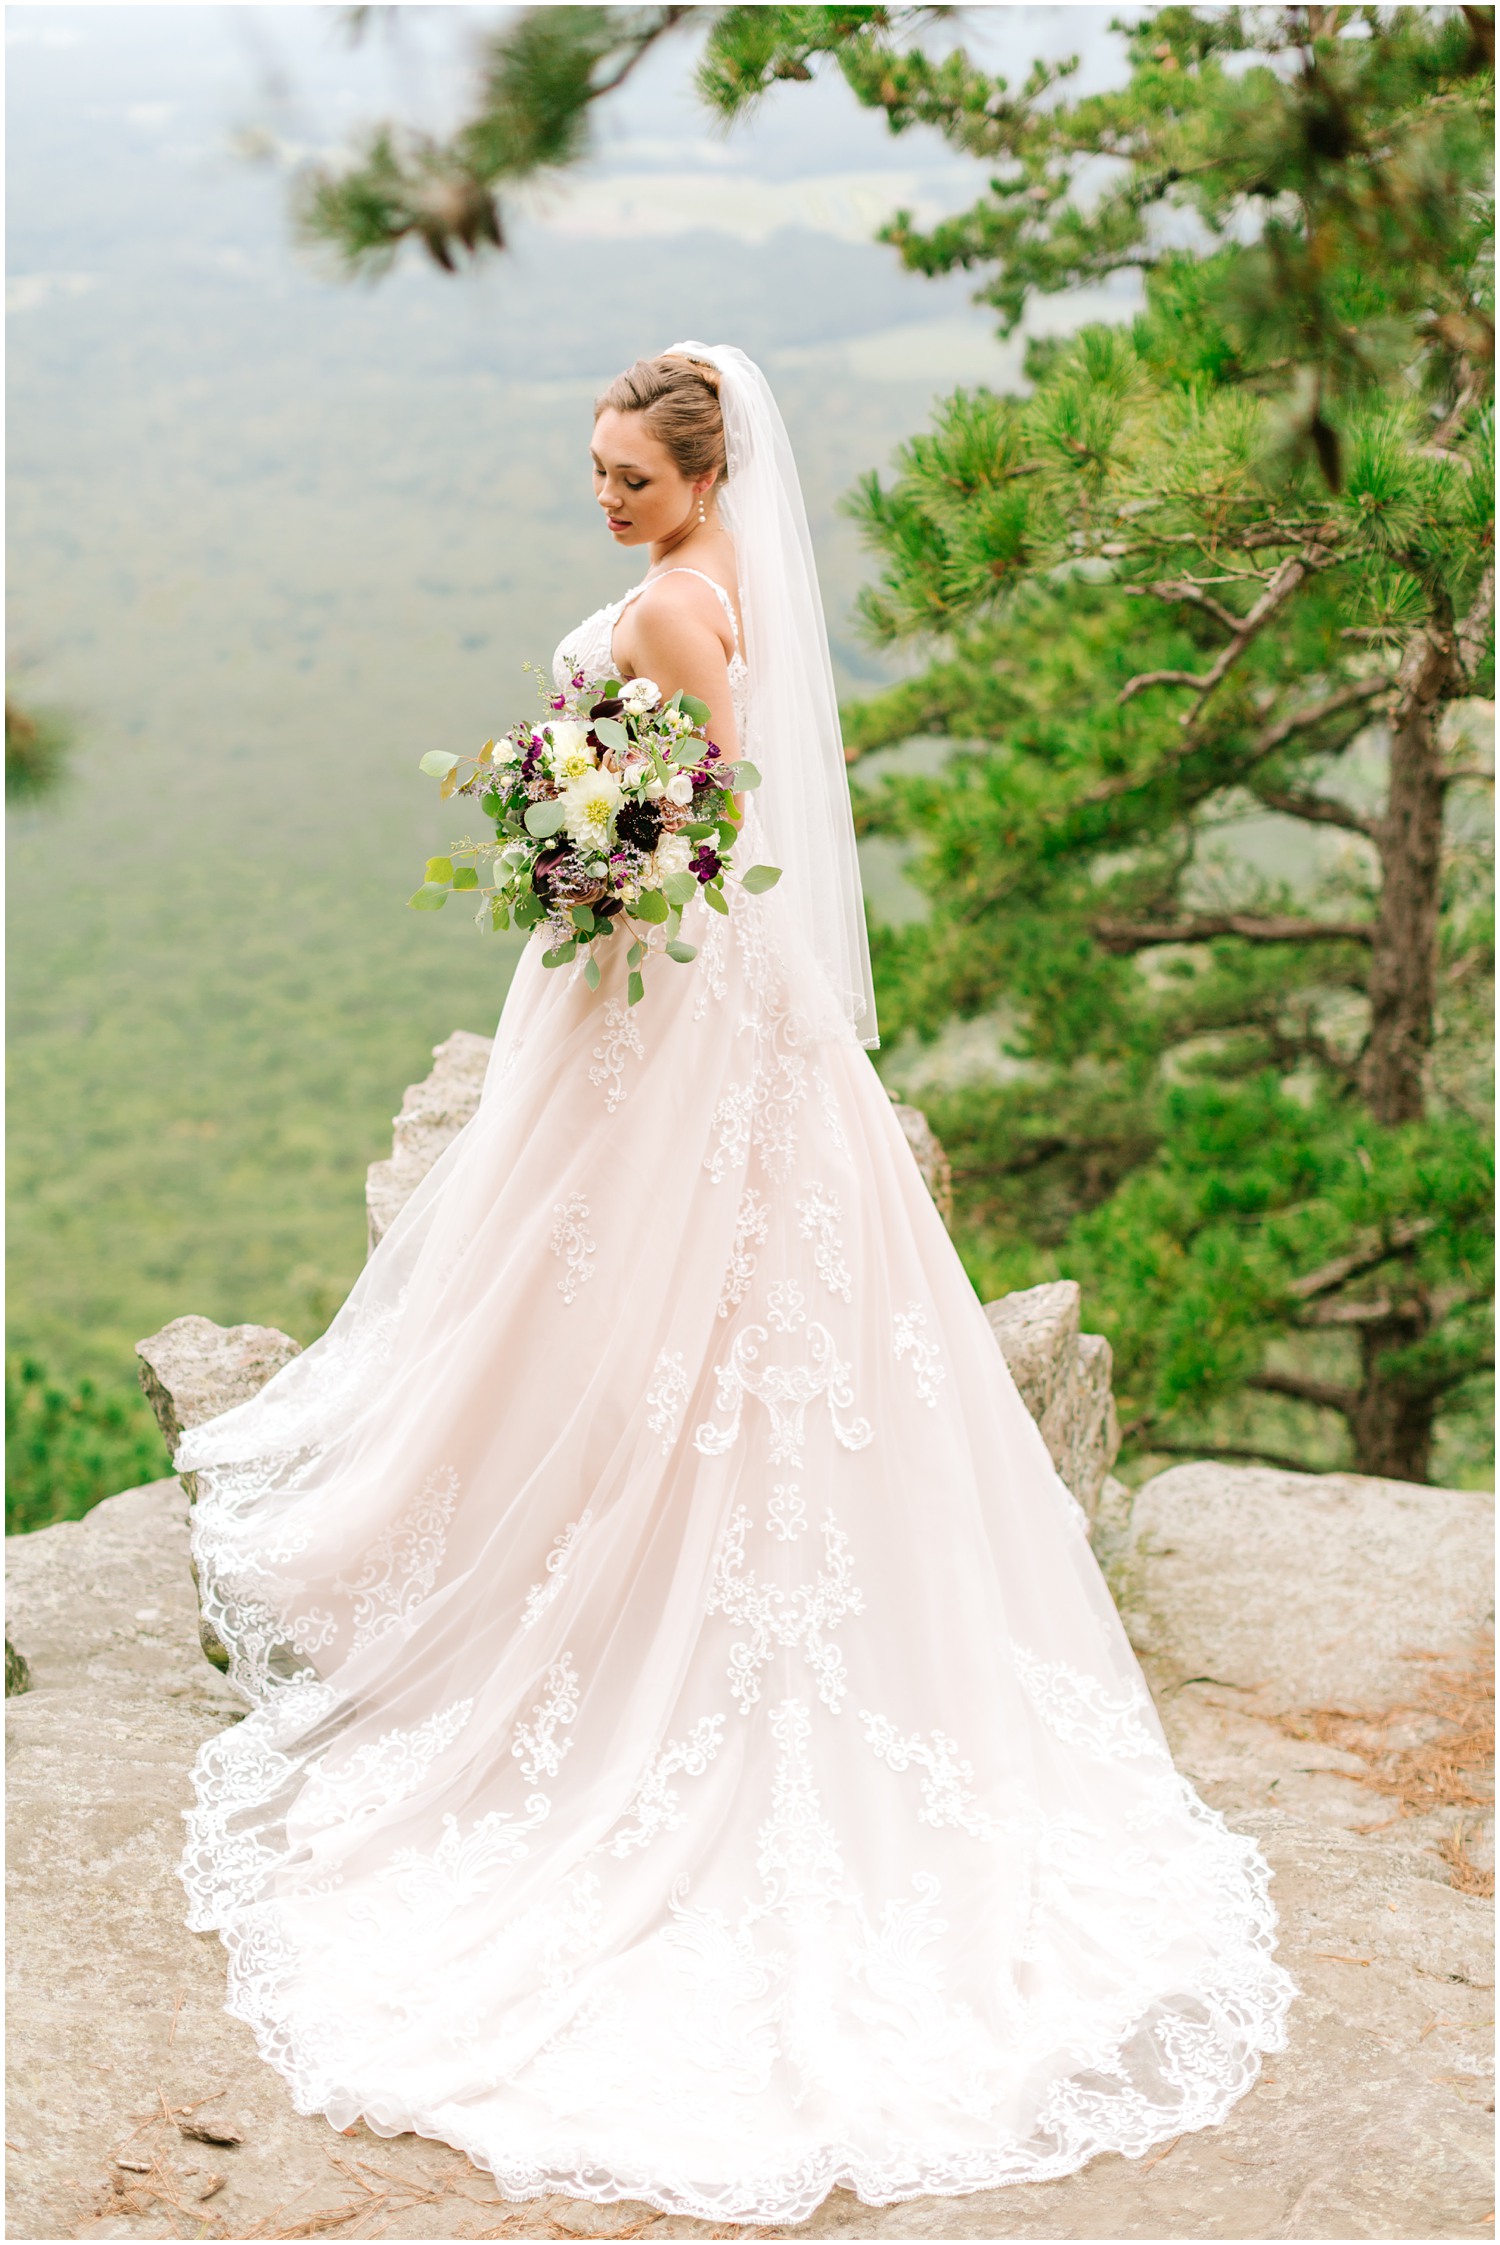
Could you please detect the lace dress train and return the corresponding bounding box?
[176,589,1293,2225]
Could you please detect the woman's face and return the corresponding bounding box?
[591,408,703,547]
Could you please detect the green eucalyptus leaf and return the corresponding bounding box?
[684,820,717,840]
[570,904,596,933]
[666,938,698,964]
[729,760,762,790]
[541,939,578,968]
[627,939,645,968]
[452,866,480,891]
[408,884,449,912]
[702,881,730,916]
[717,820,739,849]
[627,970,646,1006]
[419,750,461,778]
[524,800,568,838]
[740,863,782,894]
[593,716,629,753]
[634,887,669,924]
[679,692,711,727]
[424,856,455,886]
[584,953,602,990]
[490,899,510,931]
[662,870,697,910]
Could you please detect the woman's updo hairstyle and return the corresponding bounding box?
[594,353,728,491]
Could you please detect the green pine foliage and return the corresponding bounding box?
[6,1356,169,1536]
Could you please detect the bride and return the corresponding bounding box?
[177,342,1293,2226]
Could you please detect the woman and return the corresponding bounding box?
[178,343,1293,2226]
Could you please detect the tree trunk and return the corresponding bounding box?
[1348,1297,1437,1481]
[1360,632,1450,1125]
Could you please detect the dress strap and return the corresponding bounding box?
[624,567,741,656]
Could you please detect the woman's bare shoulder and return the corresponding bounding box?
[626,568,735,656]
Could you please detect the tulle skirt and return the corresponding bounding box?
[177,882,1293,2225]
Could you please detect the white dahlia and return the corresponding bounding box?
[558,766,623,848]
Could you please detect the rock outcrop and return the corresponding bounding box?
[7,1465,1492,2241]
[984,1280,1120,1518]
[136,1315,302,1501]
[365,1029,494,1252]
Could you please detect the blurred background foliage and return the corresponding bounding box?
[7,3,1493,1528]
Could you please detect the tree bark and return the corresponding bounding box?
[1361,629,1452,1125]
[1347,1295,1438,1482]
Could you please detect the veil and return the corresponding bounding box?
[667,341,879,1050]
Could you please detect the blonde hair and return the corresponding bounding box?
[594,353,727,489]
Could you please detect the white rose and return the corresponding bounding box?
[623,758,654,792]
[621,677,660,713]
[643,774,666,801]
[558,766,622,847]
[665,771,695,807]
[652,832,693,884]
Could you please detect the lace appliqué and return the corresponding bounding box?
[707,1505,864,1715]
[300,1699,474,1831]
[334,1465,458,1651]
[522,1512,592,1632]
[767,1482,806,1542]
[588,997,645,1113]
[860,1712,999,1840]
[893,1302,946,1410]
[550,1193,597,1305]
[1013,1647,1168,1763]
[692,912,730,1021]
[694,1320,873,1468]
[756,1699,850,1922]
[718,1186,768,1317]
[645,1349,691,1454]
[513,1654,581,1784]
[605,1717,726,1857]
[379,1800,551,1925]
[797,1186,852,1302]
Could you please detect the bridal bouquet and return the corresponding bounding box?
[409,671,779,1004]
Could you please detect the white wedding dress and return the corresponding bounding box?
[177,556,1293,2228]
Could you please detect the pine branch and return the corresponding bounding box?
[1092,912,1375,955]
[1120,580,1247,633]
[1247,779,1380,838]
[1084,675,1391,813]
[1117,548,1327,718]
[1287,1218,1437,1302]
[1245,1369,1358,1417]
[1135,1437,1338,1473]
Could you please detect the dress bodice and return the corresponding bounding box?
[552,567,751,748]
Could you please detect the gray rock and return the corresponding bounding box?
[136,1315,301,1671]
[6,1471,1491,2240]
[136,1313,302,1496]
[6,1635,30,1696]
[366,1029,494,1251]
[984,1280,1121,1518]
[1119,1462,1495,1872]
[889,1095,953,1226]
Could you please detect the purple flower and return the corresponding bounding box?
[690,845,722,885]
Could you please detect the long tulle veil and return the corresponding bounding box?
[667,341,879,1049]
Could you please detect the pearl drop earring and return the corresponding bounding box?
[698,495,707,524]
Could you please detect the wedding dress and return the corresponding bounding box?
[177,347,1293,2226]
